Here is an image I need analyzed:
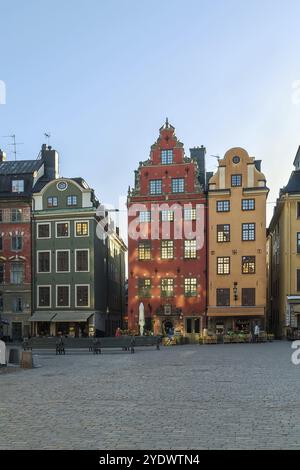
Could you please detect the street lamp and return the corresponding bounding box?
[233,282,238,301]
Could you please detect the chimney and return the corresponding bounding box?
[41,144,59,180]
[0,148,7,162]
[190,145,206,187]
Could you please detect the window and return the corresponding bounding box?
[38,286,51,307]
[0,293,3,311]
[297,233,300,254]
[149,179,162,195]
[11,209,22,222]
[138,241,151,260]
[76,250,89,272]
[172,178,185,193]
[161,210,174,222]
[242,199,255,211]
[75,221,89,236]
[297,202,300,219]
[231,174,242,187]
[242,223,255,241]
[186,318,192,333]
[38,251,51,273]
[0,263,4,284]
[242,288,256,306]
[10,263,24,284]
[57,286,70,307]
[184,240,197,259]
[138,278,151,298]
[47,197,58,208]
[12,180,24,193]
[184,278,197,297]
[217,224,230,242]
[76,285,89,307]
[217,257,230,275]
[11,235,22,251]
[12,297,23,312]
[56,251,70,272]
[184,208,196,220]
[0,234,2,251]
[216,200,230,212]
[37,223,50,238]
[56,222,69,237]
[139,211,151,222]
[0,209,2,222]
[161,149,173,164]
[217,288,230,306]
[161,278,174,297]
[67,195,77,206]
[242,256,256,274]
[161,240,174,259]
[297,269,300,291]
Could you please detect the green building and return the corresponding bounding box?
[31,175,126,337]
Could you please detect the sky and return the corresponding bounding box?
[1,0,300,239]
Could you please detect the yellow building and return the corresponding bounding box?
[207,147,268,335]
[268,147,300,338]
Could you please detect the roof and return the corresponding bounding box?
[0,159,41,175]
[281,170,300,194]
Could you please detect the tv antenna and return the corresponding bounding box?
[2,134,24,160]
[44,132,51,146]
[210,154,220,161]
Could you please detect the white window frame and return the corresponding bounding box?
[37,285,52,308]
[55,221,70,238]
[12,180,24,193]
[37,222,51,239]
[75,249,90,272]
[37,250,52,274]
[56,284,71,308]
[75,284,90,308]
[74,220,89,237]
[56,249,71,273]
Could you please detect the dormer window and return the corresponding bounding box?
[67,196,77,206]
[12,180,24,193]
[47,197,58,208]
[161,150,173,165]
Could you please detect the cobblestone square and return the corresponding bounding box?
[0,341,299,450]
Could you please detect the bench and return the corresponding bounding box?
[96,336,135,354]
[133,336,161,350]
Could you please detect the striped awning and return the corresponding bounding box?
[52,312,94,322]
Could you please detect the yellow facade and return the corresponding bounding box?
[268,193,300,337]
[207,147,268,334]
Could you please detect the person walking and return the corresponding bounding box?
[254,323,260,343]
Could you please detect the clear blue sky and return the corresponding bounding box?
[1,0,300,236]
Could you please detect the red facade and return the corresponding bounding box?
[127,121,207,336]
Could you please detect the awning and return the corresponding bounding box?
[207,307,265,317]
[287,296,300,303]
[52,312,94,322]
[29,312,56,322]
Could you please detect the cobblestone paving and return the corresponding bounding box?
[0,341,299,450]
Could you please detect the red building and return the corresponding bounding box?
[127,120,207,338]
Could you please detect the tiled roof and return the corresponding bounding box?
[281,170,300,194]
[0,159,41,175]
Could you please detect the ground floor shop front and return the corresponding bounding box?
[207,306,266,336]
[29,310,121,338]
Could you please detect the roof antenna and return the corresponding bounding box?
[2,134,24,160]
[44,132,51,146]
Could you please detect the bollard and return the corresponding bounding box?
[9,348,20,365]
[20,350,33,369]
